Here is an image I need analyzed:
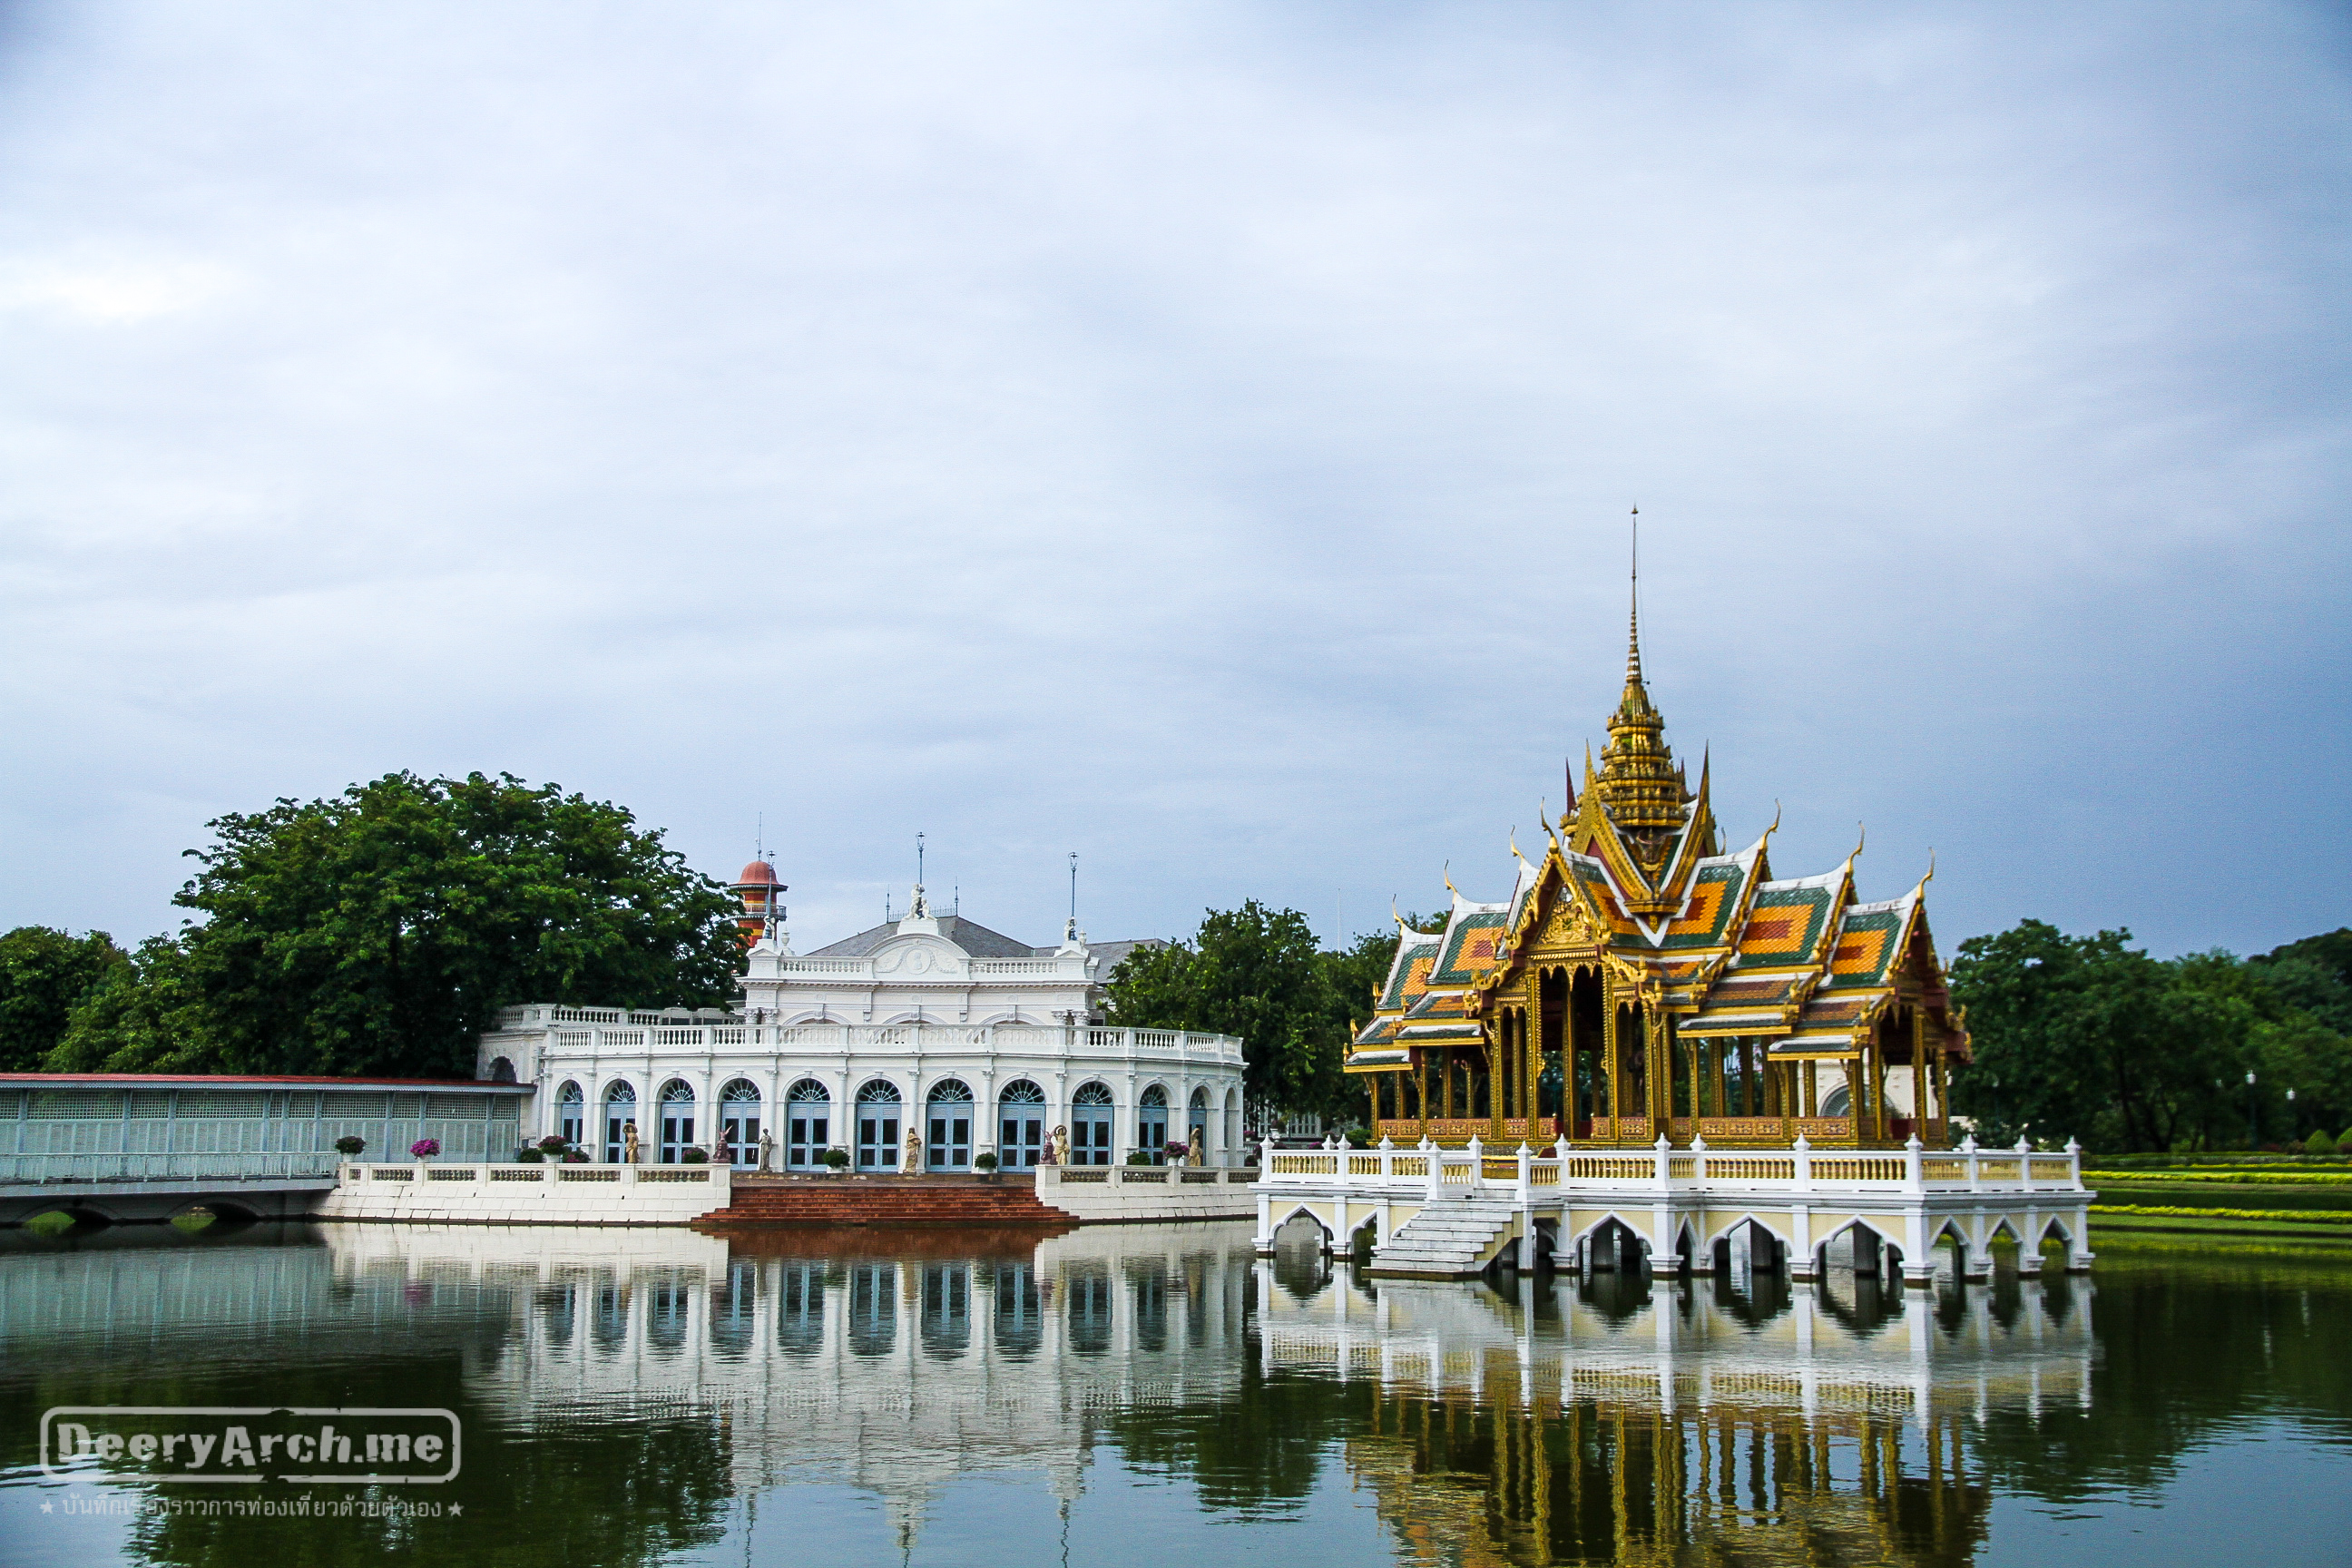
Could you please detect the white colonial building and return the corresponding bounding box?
[476,873,1248,1173]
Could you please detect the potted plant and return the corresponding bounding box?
[823,1148,850,1175]
[334,1135,367,1161]
[409,1138,441,1161]
[681,1146,709,1164]
[1126,1150,1153,1166]
[537,1134,571,1157]
[1164,1141,1190,1166]
[515,1145,544,1162]
[974,1152,998,1181]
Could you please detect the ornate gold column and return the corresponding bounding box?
[1602,975,1621,1141]
[1526,970,1543,1135]
[1648,1010,1672,1131]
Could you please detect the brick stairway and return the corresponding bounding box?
[695,1173,1073,1228]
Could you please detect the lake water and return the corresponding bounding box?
[1,1219,2347,1566]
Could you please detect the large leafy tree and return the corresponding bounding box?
[1949,918,2352,1151]
[0,926,131,1071]
[46,935,218,1073]
[1105,901,1385,1123]
[145,771,740,1078]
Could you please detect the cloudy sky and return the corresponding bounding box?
[2,3,2346,964]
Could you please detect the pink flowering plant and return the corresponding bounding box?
[409,1138,441,1159]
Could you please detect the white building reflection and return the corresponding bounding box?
[318,1222,1257,1548]
[1255,1255,2093,1428]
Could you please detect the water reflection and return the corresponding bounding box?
[6,1219,2346,1567]
[1260,1240,2091,1567]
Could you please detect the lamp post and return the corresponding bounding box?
[2246,1071,2259,1150]
[2287,1087,2298,1142]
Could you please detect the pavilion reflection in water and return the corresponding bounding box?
[1259,1240,2091,1567]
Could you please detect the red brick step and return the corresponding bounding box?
[695,1172,1073,1228]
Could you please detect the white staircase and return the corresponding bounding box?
[1367,1195,1522,1278]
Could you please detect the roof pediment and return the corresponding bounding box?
[867,935,969,979]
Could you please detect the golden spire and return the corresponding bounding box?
[1592,506,1691,866]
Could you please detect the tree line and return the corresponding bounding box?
[1945,920,2352,1152]
[5,769,2346,1153]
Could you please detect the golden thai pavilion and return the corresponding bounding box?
[1348,605,1968,1152]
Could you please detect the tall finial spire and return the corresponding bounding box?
[1627,505,1642,687]
[1592,503,1691,880]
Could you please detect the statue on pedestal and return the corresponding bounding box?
[902,1127,924,1174]
[622,1121,640,1165]
[757,1130,774,1173]
[1188,1126,1205,1167]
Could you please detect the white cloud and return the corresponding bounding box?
[0,2,2346,960]
[0,258,235,324]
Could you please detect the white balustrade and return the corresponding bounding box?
[1250,1136,2085,1199]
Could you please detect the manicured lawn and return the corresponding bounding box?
[2090,1210,2352,1243]
[2084,1178,2352,1213]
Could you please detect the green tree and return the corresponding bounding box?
[1104,901,1356,1122]
[1948,921,2248,1152]
[160,771,740,1077]
[2248,929,2352,1035]
[0,926,131,1071]
[46,935,217,1073]
[1948,920,2352,1152]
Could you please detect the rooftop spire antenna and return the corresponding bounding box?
[1627,504,1643,685]
[1066,852,1079,942]
[916,831,925,889]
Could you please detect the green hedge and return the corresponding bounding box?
[2083,1168,2352,1186]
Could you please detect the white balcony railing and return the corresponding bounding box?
[1257,1134,2085,1201]
[520,1019,1244,1063]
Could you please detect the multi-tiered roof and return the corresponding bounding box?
[1348,602,1966,1112]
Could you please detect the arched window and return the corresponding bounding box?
[1072,1082,1115,1166]
[998,1080,1046,1169]
[1820,1084,1853,1119]
[556,1081,584,1151]
[1187,1085,1210,1156]
[855,1080,903,1171]
[784,1079,831,1171]
[486,1056,516,1083]
[718,1079,761,1171]
[658,1080,697,1164]
[926,1079,974,1171]
[602,1081,637,1163]
[1137,1084,1171,1163]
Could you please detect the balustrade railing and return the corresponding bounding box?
[337,1161,720,1191]
[1252,1134,2084,1198]
[523,1019,1243,1059]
